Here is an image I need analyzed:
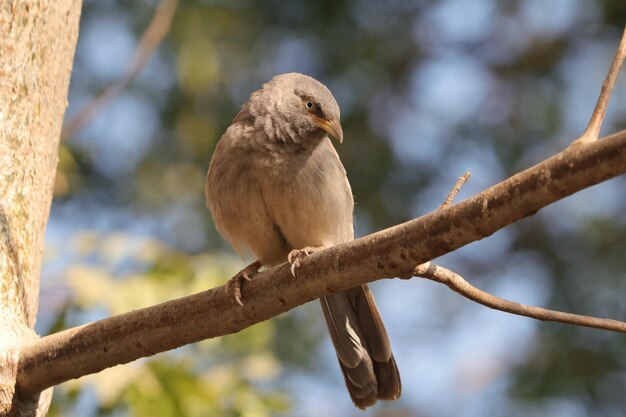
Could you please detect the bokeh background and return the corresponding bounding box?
[40,0,626,416]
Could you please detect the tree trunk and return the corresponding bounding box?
[0,1,82,415]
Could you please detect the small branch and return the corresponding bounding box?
[573,26,626,146]
[15,129,626,398]
[440,171,471,209]
[61,0,179,140]
[412,263,626,333]
[419,170,624,333]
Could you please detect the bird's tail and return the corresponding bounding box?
[320,284,401,409]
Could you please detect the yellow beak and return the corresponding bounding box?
[312,116,344,143]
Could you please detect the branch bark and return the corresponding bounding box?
[413,169,626,332]
[0,0,82,415]
[16,128,626,398]
[575,27,626,145]
[413,263,626,332]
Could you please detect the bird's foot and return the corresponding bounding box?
[287,246,324,277]
[225,260,262,307]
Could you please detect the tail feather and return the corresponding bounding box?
[373,355,402,400]
[337,358,378,409]
[320,284,401,409]
[348,285,392,362]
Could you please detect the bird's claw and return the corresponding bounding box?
[289,257,301,278]
[225,260,261,307]
[242,270,253,282]
[287,246,323,277]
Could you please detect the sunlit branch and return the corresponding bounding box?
[412,263,626,333]
[414,170,625,333]
[16,129,626,399]
[440,171,471,209]
[573,26,626,145]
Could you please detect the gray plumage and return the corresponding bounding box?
[205,73,401,409]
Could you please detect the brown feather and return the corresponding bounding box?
[320,287,401,409]
[348,285,392,362]
[374,355,402,400]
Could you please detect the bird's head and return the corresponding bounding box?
[250,73,343,144]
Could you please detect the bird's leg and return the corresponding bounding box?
[226,260,262,307]
[287,246,324,277]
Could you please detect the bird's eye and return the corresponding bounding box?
[305,101,313,109]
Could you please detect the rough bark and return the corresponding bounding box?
[0,1,82,415]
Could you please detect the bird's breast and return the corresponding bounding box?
[258,139,355,249]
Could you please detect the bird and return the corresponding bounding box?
[205,72,401,409]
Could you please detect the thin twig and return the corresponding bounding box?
[413,262,626,333]
[440,171,471,209]
[573,26,626,146]
[61,0,179,140]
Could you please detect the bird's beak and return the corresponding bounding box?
[312,117,344,143]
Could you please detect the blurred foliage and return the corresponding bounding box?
[44,0,626,416]
[46,233,290,417]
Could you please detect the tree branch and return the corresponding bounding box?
[573,26,626,145]
[16,128,626,398]
[60,0,179,140]
[414,170,626,332]
[412,263,626,332]
[440,171,471,209]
